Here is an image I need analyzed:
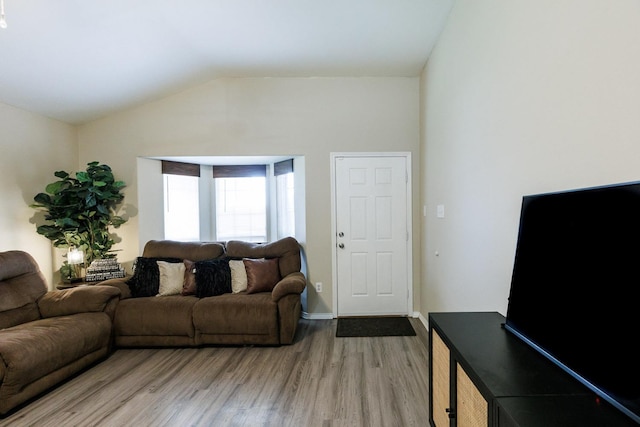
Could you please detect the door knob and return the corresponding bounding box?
[338,243,345,249]
[338,232,344,237]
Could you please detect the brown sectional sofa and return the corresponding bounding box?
[101,236,306,347]
[0,237,305,415]
[0,250,121,415]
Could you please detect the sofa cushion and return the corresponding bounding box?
[192,293,279,336]
[226,237,301,278]
[38,285,121,317]
[142,240,225,262]
[229,260,248,293]
[0,251,48,329]
[157,261,186,296]
[127,257,182,297]
[0,313,112,397]
[244,258,281,294]
[194,259,232,298]
[0,305,42,331]
[114,296,198,338]
[0,271,47,314]
[0,250,45,283]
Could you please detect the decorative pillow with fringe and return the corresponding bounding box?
[194,259,232,298]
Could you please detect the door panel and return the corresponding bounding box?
[335,155,408,316]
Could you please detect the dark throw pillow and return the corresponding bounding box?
[244,258,281,294]
[194,259,232,298]
[127,257,182,297]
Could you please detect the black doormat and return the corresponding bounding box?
[336,316,416,337]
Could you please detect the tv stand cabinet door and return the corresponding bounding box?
[431,329,452,427]
[456,362,488,427]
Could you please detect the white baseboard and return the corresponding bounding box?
[302,311,427,324]
[301,312,334,320]
[417,312,428,330]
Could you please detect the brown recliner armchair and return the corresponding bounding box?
[0,250,120,415]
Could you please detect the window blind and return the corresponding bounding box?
[274,159,294,176]
[212,165,267,178]
[161,160,200,177]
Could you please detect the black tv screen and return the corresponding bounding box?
[505,181,640,424]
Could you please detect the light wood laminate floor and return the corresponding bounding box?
[0,318,430,427]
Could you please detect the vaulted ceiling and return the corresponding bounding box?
[0,0,453,124]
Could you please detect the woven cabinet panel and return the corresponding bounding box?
[456,363,488,427]
[432,329,451,427]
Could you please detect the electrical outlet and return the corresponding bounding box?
[315,282,323,293]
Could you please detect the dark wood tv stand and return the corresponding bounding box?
[428,312,637,426]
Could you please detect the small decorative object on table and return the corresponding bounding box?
[85,258,126,282]
[62,247,85,283]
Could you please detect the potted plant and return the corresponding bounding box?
[31,161,127,280]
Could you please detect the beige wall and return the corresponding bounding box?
[421,0,640,316]
[8,1,638,318]
[78,77,421,316]
[0,102,77,287]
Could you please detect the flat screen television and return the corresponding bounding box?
[505,181,640,424]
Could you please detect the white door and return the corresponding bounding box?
[334,155,409,316]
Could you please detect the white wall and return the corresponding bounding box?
[78,77,421,316]
[421,0,640,316]
[0,102,77,287]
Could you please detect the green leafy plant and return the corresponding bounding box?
[31,161,127,266]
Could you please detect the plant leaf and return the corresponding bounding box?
[45,181,64,194]
[76,172,90,182]
[33,193,52,205]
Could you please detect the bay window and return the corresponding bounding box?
[162,159,295,243]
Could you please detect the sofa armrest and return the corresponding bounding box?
[97,276,133,299]
[38,286,121,318]
[271,272,306,302]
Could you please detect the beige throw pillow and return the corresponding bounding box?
[157,260,186,296]
[229,260,248,293]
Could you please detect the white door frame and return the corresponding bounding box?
[330,152,413,318]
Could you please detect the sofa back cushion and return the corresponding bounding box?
[0,250,48,329]
[225,237,301,278]
[142,240,225,261]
